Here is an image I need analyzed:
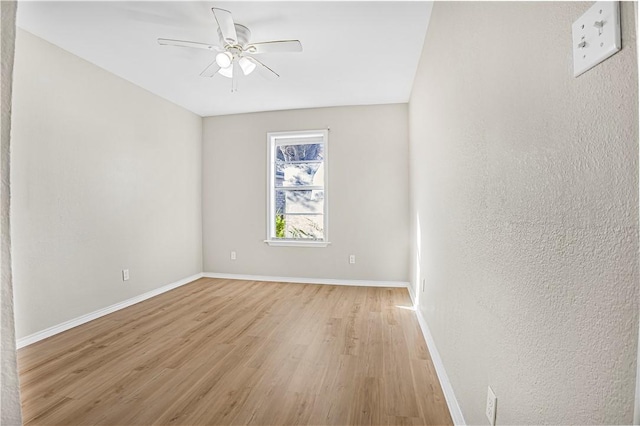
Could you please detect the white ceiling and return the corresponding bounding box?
[17,1,432,117]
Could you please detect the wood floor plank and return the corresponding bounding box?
[348,376,382,425]
[18,278,452,425]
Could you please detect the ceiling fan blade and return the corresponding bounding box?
[212,7,237,45]
[246,40,302,54]
[200,60,221,78]
[246,57,279,80]
[157,38,221,52]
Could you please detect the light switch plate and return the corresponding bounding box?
[572,1,621,77]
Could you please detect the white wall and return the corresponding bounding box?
[409,2,638,424]
[11,30,203,339]
[1,1,23,424]
[202,104,409,282]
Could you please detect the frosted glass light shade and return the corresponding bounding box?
[238,57,256,75]
[215,52,232,68]
[218,64,233,78]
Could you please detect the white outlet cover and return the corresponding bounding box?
[486,386,497,426]
[572,1,621,77]
[122,269,129,281]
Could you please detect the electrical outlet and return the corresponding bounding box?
[349,255,356,264]
[122,269,129,281]
[230,251,237,261]
[486,386,497,426]
[422,278,426,292]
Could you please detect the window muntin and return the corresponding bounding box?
[267,130,328,245]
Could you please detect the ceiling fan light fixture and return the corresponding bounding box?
[159,6,302,87]
[218,64,233,79]
[215,51,232,68]
[238,57,256,76]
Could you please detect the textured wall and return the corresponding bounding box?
[636,7,640,425]
[1,1,23,424]
[11,30,203,338]
[202,104,409,282]
[409,2,638,423]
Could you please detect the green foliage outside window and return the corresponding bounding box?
[275,214,286,238]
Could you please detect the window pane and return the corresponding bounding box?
[269,132,327,243]
[276,143,323,162]
[276,162,323,187]
[275,190,324,214]
[274,214,324,240]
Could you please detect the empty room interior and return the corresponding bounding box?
[1,1,639,425]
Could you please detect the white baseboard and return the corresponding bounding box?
[17,273,204,349]
[409,292,466,425]
[202,272,408,288]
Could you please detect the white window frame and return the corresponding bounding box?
[265,129,329,247]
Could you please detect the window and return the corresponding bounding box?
[266,130,329,247]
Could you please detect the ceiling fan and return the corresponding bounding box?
[158,7,302,91]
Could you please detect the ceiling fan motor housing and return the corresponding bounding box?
[218,24,251,49]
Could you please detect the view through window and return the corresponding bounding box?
[267,130,328,245]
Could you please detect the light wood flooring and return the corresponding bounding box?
[18,278,452,425]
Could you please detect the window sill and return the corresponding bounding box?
[264,240,331,248]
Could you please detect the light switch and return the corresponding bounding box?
[572,1,621,77]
